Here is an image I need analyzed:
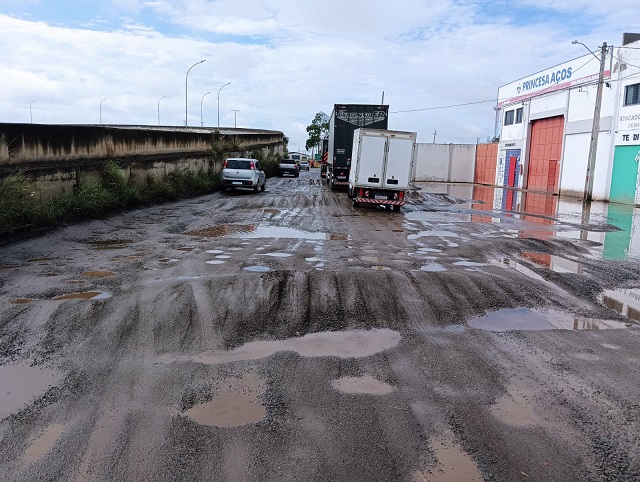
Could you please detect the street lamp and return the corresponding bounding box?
[185,59,206,127]
[217,82,231,130]
[572,40,608,202]
[100,98,106,124]
[231,109,239,128]
[30,100,35,123]
[157,96,166,126]
[200,91,211,127]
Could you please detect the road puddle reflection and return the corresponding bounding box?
[600,288,640,322]
[0,364,63,419]
[23,423,66,462]
[469,308,628,331]
[87,239,132,250]
[162,328,401,365]
[419,263,447,272]
[52,291,112,301]
[206,260,226,265]
[184,373,265,428]
[185,224,349,241]
[331,375,393,395]
[243,265,272,272]
[81,271,118,278]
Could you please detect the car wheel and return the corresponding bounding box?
[253,185,259,192]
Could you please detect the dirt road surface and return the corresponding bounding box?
[1,170,639,481]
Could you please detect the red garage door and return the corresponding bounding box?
[474,142,498,185]
[527,116,564,193]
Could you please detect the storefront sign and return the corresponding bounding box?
[498,53,610,107]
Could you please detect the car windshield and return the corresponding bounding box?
[226,159,252,169]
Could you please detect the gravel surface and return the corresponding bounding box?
[1,172,639,481]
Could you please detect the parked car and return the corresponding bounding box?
[278,158,300,177]
[220,158,266,192]
[299,161,310,171]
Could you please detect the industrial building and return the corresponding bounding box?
[492,33,640,207]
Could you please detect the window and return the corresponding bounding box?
[504,110,514,126]
[625,83,640,106]
[515,107,523,124]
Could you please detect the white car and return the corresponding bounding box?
[220,158,266,192]
[299,161,310,171]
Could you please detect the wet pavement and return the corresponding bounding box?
[1,173,640,481]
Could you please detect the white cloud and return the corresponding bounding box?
[1,1,638,150]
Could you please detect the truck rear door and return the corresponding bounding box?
[356,132,387,188]
[383,135,415,189]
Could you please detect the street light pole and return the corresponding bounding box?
[231,109,239,128]
[217,82,231,130]
[573,40,608,202]
[157,96,166,126]
[200,91,211,127]
[30,100,35,123]
[100,98,106,124]
[185,59,206,128]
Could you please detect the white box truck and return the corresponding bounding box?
[348,128,416,211]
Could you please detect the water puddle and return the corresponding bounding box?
[228,247,243,251]
[331,375,393,395]
[521,252,583,274]
[125,255,144,261]
[490,383,538,427]
[371,266,391,271]
[158,258,179,263]
[163,328,401,365]
[263,208,280,215]
[600,288,640,322]
[87,239,132,250]
[23,423,66,462]
[453,261,485,267]
[81,271,117,278]
[413,434,483,482]
[0,264,21,270]
[305,257,323,262]
[215,255,231,259]
[468,308,629,331]
[184,373,265,428]
[420,263,447,272]
[205,249,225,254]
[243,266,272,272]
[10,298,34,304]
[183,225,255,237]
[52,291,112,301]
[206,260,226,265]
[260,253,292,258]
[176,247,195,252]
[0,364,63,419]
[43,272,59,277]
[26,257,53,262]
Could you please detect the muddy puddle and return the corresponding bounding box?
[469,308,629,331]
[81,271,117,278]
[23,423,66,462]
[26,257,53,262]
[163,328,401,365]
[184,224,349,241]
[600,288,640,322]
[419,263,447,272]
[331,375,393,395]
[413,433,483,482]
[490,382,538,427]
[52,291,112,301]
[243,266,272,272]
[10,298,34,304]
[0,364,63,419]
[87,239,132,250]
[370,266,391,271]
[184,373,265,428]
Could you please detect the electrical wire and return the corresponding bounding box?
[390,99,495,114]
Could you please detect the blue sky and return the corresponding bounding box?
[1,0,639,151]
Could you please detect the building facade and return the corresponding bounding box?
[495,34,640,206]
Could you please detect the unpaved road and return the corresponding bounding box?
[1,170,640,481]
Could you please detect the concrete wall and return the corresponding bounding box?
[0,123,287,199]
[413,143,476,183]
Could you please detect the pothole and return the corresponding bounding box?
[23,423,66,462]
[468,308,629,331]
[0,364,63,419]
[331,375,393,395]
[184,373,265,428]
[52,291,112,301]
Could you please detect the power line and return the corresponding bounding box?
[390,99,495,114]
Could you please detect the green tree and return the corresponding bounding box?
[305,112,329,151]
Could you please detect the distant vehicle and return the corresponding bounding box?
[327,104,389,190]
[320,138,328,178]
[220,157,266,192]
[279,158,300,177]
[348,129,416,212]
[299,161,310,171]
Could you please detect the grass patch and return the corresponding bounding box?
[0,162,221,235]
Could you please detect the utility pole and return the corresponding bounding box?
[231,109,239,128]
[583,42,607,202]
[433,130,437,144]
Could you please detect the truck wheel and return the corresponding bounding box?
[392,205,401,212]
[353,201,359,208]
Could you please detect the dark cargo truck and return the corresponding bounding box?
[327,104,389,190]
[320,138,328,178]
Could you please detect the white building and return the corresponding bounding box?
[495,33,640,207]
